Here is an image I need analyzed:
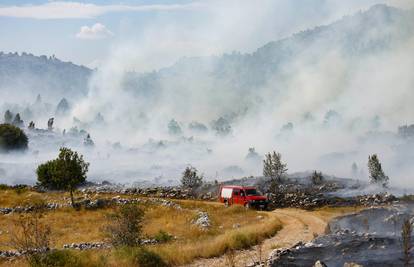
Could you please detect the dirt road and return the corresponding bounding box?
[184,208,351,267]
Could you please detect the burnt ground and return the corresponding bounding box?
[269,205,414,267]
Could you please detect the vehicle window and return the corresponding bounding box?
[245,189,259,196]
[233,189,239,196]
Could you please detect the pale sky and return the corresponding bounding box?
[0,0,412,70]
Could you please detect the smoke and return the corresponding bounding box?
[1,1,414,189]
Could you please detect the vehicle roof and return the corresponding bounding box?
[221,185,256,189]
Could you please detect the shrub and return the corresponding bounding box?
[106,204,145,246]
[118,247,166,267]
[0,123,28,152]
[28,250,83,267]
[133,247,167,267]
[230,232,251,250]
[8,211,51,266]
[36,147,89,207]
[154,230,173,243]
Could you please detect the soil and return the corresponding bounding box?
[183,208,345,267]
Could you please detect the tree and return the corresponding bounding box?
[28,121,35,130]
[311,171,324,185]
[47,118,54,131]
[263,151,288,190]
[181,166,203,191]
[55,98,70,115]
[367,154,389,187]
[12,113,24,127]
[84,134,94,147]
[36,147,89,207]
[0,124,28,152]
[105,204,144,246]
[211,117,231,136]
[4,110,13,123]
[168,119,182,135]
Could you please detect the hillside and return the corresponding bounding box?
[0,52,92,102]
[120,4,414,120]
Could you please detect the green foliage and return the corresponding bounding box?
[36,147,89,207]
[181,166,203,190]
[28,250,83,267]
[367,154,389,187]
[133,247,166,267]
[117,247,166,267]
[154,230,173,243]
[106,204,145,247]
[263,151,288,190]
[0,123,28,152]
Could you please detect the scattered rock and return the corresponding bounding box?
[193,211,210,229]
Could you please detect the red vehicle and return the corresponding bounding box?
[219,185,268,209]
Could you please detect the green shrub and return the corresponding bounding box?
[0,123,28,152]
[106,204,145,246]
[0,184,9,190]
[154,230,173,243]
[117,247,166,267]
[28,250,83,267]
[134,247,166,267]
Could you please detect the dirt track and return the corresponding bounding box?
[184,208,345,267]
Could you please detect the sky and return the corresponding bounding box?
[0,0,413,69]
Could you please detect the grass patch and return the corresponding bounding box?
[0,194,283,266]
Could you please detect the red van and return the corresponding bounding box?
[219,185,268,209]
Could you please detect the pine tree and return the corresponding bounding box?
[4,110,13,123]
[12,113,23,127]
[181,166,203,191]
[368,154,389,187]
[263,151,288,191]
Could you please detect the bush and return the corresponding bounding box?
[28,250,83,267]
[0,123,28,152]
[154,230,173,243]
[106,204,145,246]
[118,247,166,267]
[133,247,166,267]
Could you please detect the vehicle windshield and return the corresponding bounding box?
[245,189,259,196]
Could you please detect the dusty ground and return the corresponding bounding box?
[184,207,359,267]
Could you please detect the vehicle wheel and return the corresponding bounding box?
[224,200,229,207]
[244,203,250,209]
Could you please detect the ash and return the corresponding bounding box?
[269,205,414,267]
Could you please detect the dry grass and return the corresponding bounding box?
[0,193,283,267]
